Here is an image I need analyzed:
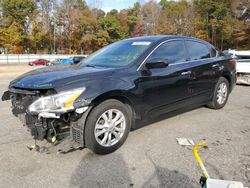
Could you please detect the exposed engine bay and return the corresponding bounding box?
[2,87,89,152]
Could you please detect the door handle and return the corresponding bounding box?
[181,70,192,75]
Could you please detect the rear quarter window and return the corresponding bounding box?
[210,48,217,57]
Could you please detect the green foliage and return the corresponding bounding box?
[1,0,36,25]
[194,0,231,19]
[98,14,126,42]
[0,22,22,53]
[92,8,105,19]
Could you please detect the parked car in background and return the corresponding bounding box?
[28,59,49,66]
[47,58,71,66]
[228,50,250,85]
[2,36,236,155]
[48,56,86,66]
[60,58,73,65]
[47,59,61,66]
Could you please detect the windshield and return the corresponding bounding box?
[80,40,152,68]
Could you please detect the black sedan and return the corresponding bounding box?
[2,36,236,154]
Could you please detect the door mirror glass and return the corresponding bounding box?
[145,58,168,69]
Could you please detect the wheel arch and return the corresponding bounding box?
[221,73,232,92]
[90,90,140,127]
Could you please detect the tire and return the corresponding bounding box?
[85,99,132,155]
[207,77,230,109]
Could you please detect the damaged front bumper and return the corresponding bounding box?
[2,88,91,151]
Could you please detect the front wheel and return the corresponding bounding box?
[85,99,132,154]
[207,77,229,109]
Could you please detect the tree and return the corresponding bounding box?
[0,0,250,53]
[98,13,126,42]
[193,0,237,49]
[92,8,105,19]
[230,0,250,49]
[127,2,143,36]
[0,22,22,53]
[28,20,49,53]
[131,21,145,37]
[57,0,96,53]
[156,0,194,36]
[1,0,36,27]
[141,1,161,35]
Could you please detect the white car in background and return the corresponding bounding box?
[228,50,250,85]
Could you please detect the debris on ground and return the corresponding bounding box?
[176,138,195,146]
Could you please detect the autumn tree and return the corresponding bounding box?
[0,22,22,53]
[230,0,250,49]
[156,0,194,36]
[141,1,161,35]
[193,0,236,49]
[0,0,36,53]
[57,0,97,54]
[1,0,250,54]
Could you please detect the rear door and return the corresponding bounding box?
[184,40,219,102]
[137,40,193,117]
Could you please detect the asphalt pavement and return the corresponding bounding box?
[0,71,249,188]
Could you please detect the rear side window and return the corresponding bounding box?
[149,40,186,64]
[185,41,211,60]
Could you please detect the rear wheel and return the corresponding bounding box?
[85,99,132,154]
[207,77,229,109]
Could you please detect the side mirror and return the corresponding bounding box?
[145,58,168,69]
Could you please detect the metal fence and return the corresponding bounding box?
[0,54,76,64]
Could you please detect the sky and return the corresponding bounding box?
[85,0,160,12]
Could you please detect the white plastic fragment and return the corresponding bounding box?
[176,138,195,146]
[38,112,60,119]
[206,178,245,188]
[75,106,88,114]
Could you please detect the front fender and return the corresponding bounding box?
[73,76,137,106]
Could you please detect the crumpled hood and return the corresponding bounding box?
[10,65,115,91]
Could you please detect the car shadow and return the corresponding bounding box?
[70,151,133,188]
[70,150,199,188]
[142,152,198,188]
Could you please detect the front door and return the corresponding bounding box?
[137,40,193,118]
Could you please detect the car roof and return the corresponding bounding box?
[124,35,212,46]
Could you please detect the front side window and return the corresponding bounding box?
[185,41,211,60]
[148,40,186,64]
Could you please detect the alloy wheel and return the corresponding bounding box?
[216,82,228,105]
[94,109,126,147]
